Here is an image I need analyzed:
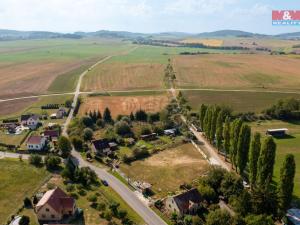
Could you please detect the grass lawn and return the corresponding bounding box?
[0,129,30,147]
[250,120,300,198]
[183,90,300,113]
[0,159,50,224]
[120,143,209,199]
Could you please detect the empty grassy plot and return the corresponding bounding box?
[79,95,169,118]
[0,98,38,117]
[120,144,209,198]
[174,54,300,91]
[183,90,300,113]
[0,159,49,224]
[82,62,165,91]
[250,120,300,198]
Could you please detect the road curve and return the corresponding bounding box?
[62,53,167,225]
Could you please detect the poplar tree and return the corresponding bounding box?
[230,119,243,168]
[256,136,276,189]
[249,132,261,187]
[216,110,224,152]
[278,154,296,214]
[203,106,212,138]
[237,124,251,175]
[199,104,207,131]
[210,106,220,142]
[223,117,231,159]
[103,107,113,124]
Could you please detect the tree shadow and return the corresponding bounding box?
[273,134,295,140]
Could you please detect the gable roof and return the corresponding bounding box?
[27,136,44,144]
[21,114,39,121]
[172,188,201,213]
[92,139,110,151]
[36,187,75,213]
[44,130,59,138]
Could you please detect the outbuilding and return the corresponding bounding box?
[266,128,288,137]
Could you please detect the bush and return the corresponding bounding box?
[153,126,164,135]
[197,184,218,203]
[206,209,232,225]
[132,148,150,160]
[97,202,106,211]
[29,154,42,166]
[135,109,148,121]
[44,155,61,170]
[80,116,94,127]
[23,197,32,208]
[66,183,75,192]
[71,136,83,151]
[47,183,55,190]
[140,126,152,135]
[96,119,105,128]
[87,194,98,202]
[115,121,132,136]
[220,172,243,200]
[83,128,94,141]
[19,216,30,225]
[78,189,87,196]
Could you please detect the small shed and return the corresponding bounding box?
[140,133,157,141]
[266,128,288,137]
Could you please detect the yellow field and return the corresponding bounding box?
[181,38,223,47]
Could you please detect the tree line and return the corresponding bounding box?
[199,103,296,218]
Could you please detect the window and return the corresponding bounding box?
[42,214,45,218]
[51,214,55,218]
[46,208,49,212]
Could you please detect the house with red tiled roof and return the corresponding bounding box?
[35,187,76,221]
[27,136,46,151]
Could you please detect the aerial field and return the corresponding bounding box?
[174,54,300,91]
[0,159,49,224]
[250,120,300,198]
[120,143,209,198]
[0,38,133,98]
[180,38,224,46]
[81,62,165,91]
[79,94,169,118]
[183,90,300,113]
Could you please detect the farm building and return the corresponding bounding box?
[165,188,202,216]
[21,114,39,130]
[27,136,46,151]
[43,130,59,140]
[35,187,76,221]
[266,128,288,137]
[164,128,177,136]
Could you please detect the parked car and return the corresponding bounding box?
[101,179,109,186]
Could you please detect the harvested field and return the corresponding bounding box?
[0,98,38,116]
[181,38,223,46]
[79,95,169,118]
[82,62,165,91]
[120,143,209,198]
[174,54,300,91]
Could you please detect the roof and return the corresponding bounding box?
[44,130,59,137]
[21,114,32,121]
[172,188,201,213]
[92,139,110,150]
[36,187,75,213]
[287,208,300,225]
[267,128,288,132]
[29,115,39,120]
[27,136,44,144]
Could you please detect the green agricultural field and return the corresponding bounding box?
[0,159,50,224]
[183,90,300,113]
[250,120,300,198]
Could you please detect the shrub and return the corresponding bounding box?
[83,128,93,141]
[97,202,106,211]
[140,126,152,135]
[23,197,32,208]
[69,192,79,199]
[78,189,87,196]
[29,154,42,166]
[132,148,150,160]
[87,194,98,202]
[19,216,30,225]
[47,183,55,190]
[197,184,217,203]
[66,183,75,192]
[44,155,61,170]
[71,136,83,151]
[115,121,132,136]
[80,116,94,127]
[135,110,148,121]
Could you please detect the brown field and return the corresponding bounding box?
[81,62,165,91]
[181,38,223,47]
[79,95,170,118]
[0,60,91,99]
[120,144,209,198]
[174,54,300,90]
[0,98,38,117]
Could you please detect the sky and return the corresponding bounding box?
[0,0,299,34]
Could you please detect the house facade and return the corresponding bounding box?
[36,187,76,221]
[21,114,39,129]
[27,136,46,151]
[165,188,201,216]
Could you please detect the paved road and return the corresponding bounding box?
[61,52,167,225]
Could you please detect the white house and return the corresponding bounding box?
[21,114,39,130]
[27,136,46,151]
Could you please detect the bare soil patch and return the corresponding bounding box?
[0,98,38,116]
[79,95,169,118]
[82,62,165,91]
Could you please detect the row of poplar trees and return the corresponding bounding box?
[199,104,296,214]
